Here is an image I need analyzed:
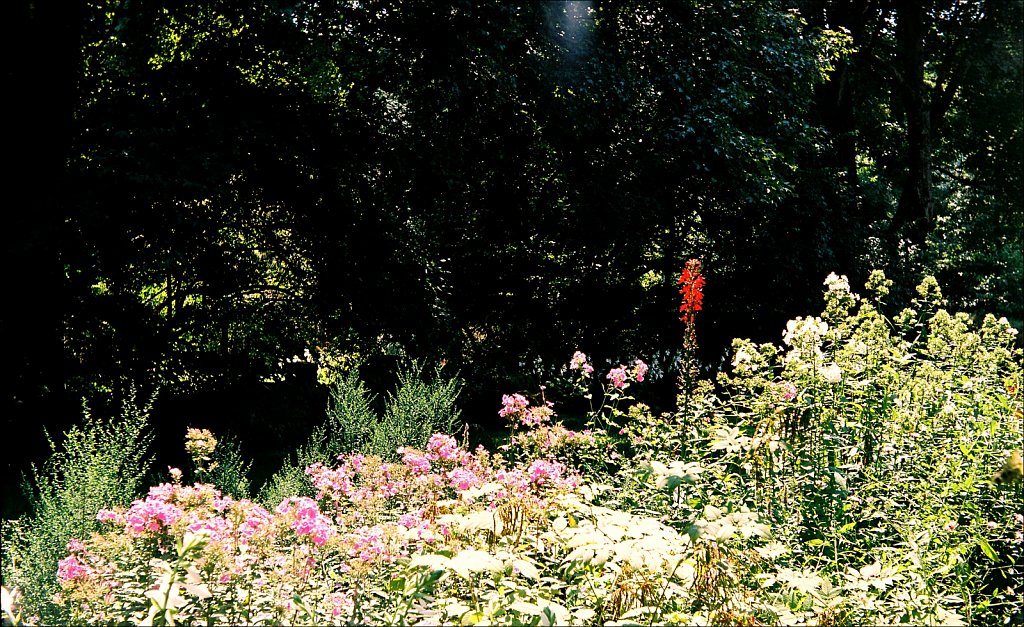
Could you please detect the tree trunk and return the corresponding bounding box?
[893,2,934,241]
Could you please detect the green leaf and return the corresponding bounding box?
[977,537,998,562]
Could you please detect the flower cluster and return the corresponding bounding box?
[95,482,274,550]
[569,351,595,376]
[275,497,337,546]
[63,455,518,624]
[185,427,217,458]
[499,393,555,427]
[185,427,219,476]
[56,540,96,584]
[499,393,530,420]
[526,459,576,488]
[678,259,705,325]
[776,381,798,401]
[606,360,649,389]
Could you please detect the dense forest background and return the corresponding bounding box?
[4,0,1021,515]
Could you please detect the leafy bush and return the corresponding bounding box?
[258,362,463,506]
[326,364,379,454]
[256,424,331,508]
[371,361,464,461]
[1,390,154,625]
[207,432,253,500]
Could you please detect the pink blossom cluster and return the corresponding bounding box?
[346,524,392,562]
[57,540,96,583]
[426,433,462,461]
[607,366,628,389]
[446,466,482,491]
[498,393,555,427]
[776,381,798,401]
[276,497,337,546]
[400,447,433,474]
[96,483,274,548]
[522,401,555,426]
[569,351,595,375]
[606,359,649,388]
[633,359,649,382]
[329,592,355,618]
[59,429,588,623]
[56,554,93,583]
[499,393,530,419]
[494,467,531,496]
[307,455,408,507]
[527,459,577,489]
[512,423,596,455]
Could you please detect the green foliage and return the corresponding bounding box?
[258,362,463,506]
[206,432,252,500]
[614,271,1023,626]
[1,390,154,624]
[5,271,1022,626]
[325,366,378,455]
[371,362,464,461]
[257,424,330,508]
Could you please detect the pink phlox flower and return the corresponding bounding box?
[97,509,125,525]
[330,592,354,618]
[348,524,394,562]
[777,381,798,401]
[307,461,355,501]
[124,498,184,534]
[447,467,481,491]
[186,514,231,541]
[569,351,595,375]
[57,554,94,583]
[496,468,530,495]
[348,454,366,472]
[400,447,433,474]
[397,511,429,529]
[498,393,529,419]
[527,459,580,490]
[234,501,273,541]
[527,459,563,485]
[277,497,337,545]
[147,482,177,499]
[606,366,629,389]
[633,359,649,382]
[523,401,555,427]
[426,433,461,461]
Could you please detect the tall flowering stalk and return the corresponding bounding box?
[677,259,704,405]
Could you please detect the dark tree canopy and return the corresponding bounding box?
[5,0,1021,471]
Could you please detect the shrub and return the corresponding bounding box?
[258,362,463,506]
[206,431,253,500]
[1,390,154,625]
[371,361,463,461]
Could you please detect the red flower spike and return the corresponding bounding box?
[678,259,704,324]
